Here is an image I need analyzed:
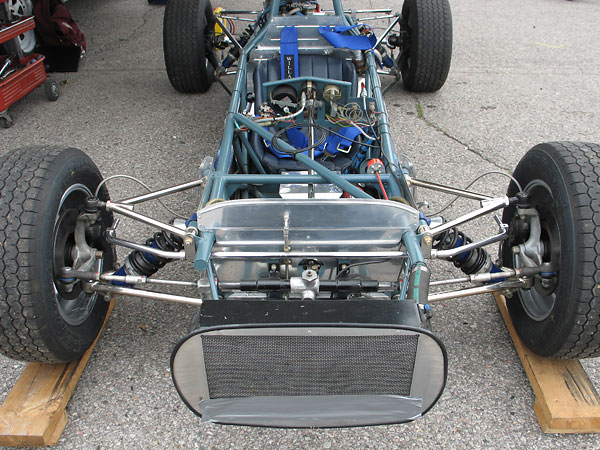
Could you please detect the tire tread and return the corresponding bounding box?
[0,147,67,362]
[163,0,213,93]
[402,0,452,92]
[509,142,600,359]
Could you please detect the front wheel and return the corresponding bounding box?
[398,0,452,92]
[0,146,114,363]
[501,142,600,359]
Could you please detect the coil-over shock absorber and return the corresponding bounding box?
[113,230,184,285]
[433,227,500,275]
[221,23,256,68]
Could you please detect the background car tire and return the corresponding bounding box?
[163,0,215,93]
[399,0,452,92]
[0,146,114,363]
[501,142,600,359]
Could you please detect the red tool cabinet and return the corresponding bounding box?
[0,1,58,128]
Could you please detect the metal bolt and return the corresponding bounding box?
[512,246,521,254]
[303,270,318,282]
[270,264,278,272]
[417,225,428,234]
[423,235,433,246]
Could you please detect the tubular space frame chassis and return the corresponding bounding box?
[70,0,528,307]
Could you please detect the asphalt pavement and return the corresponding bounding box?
[1,0,600,448]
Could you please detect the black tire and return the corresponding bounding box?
[501,142,600,359]
[163,0,215,93]
[398,0,452,92]
[0,146,114,363]
[44,80,59,101]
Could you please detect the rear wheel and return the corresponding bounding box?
[398,0,452,92]
[163,0,216,93]
[501,142,600,359]
[0,146,114,363]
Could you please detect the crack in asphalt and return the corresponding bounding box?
[414,98,511,172]
[90,7,159,59]
[124,6,157,43]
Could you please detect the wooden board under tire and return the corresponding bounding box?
[495,293,600,433]
[0,300,114,447]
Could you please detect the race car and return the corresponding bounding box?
[1,0,599,428]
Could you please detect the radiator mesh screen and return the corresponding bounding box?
[201,333,419,398]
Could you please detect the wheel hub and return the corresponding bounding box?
[511,180,560,322]
[53,184,100,327]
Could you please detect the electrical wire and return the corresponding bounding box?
[270,122,327,155]
[326,114,374,128]
[312,123,380,149]
[376,172,388,200]
[359,93,415,205]
[326,115,378,141]
[428,171,525,216]
[336,260,389,279]
[339,102,364,121]
[349,119,377,140]
[94,175,190,219]
[254,92,306,124]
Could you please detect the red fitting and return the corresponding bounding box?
[366,158,384,174]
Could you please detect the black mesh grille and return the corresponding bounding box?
[201,333,419,398]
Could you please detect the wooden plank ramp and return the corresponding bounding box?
[0,301,114,447]
[495,293,600,433]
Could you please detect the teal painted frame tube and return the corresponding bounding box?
[239,132,267,174]
[364,53,414,203]
[233,138,248,174]
[208,0,277,199]
[402,229,428,302]
[223,173,391,185]
[402,229,424,266]
[233,113,372,199]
